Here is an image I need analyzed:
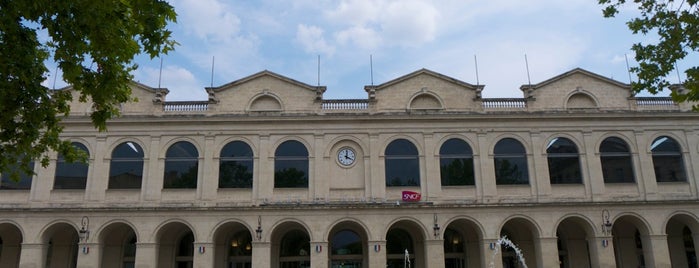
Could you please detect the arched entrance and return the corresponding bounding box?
[100,222,137,268]
[612,215,651,268]
[156,222,194,268]
[500,218,538,268]
[443,218,483,268]
[0,223,22,267]
[271,222,310,268]
[386,220,425,268]
[213,221,252,268]
[328,221,368,267]
[43,222,79,268]
[666,214,699,267]
[556,216,594,268]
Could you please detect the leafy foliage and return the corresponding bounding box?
[0,1,176,180]
[599,0,699,108]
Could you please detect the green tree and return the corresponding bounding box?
[0,1,176,180]
[599,0,699,108]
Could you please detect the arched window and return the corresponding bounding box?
[443,228,466,267]
[651,136,686,182]
[330,230,363,267]
[546,137,582,184]
[493,138,529,185]
[385,139,420,187]
[439,138,475,186]
[219,141,254,188]
[175,231,194,267]
[0,154,34,190]
[164,141,199,189]
[228,231,252,267]
[54,142,89,189]
[274,141,309,188]
[386,229,414,267]
[600,137,635,183]
[279,230,310,267]
[109,142,144,189]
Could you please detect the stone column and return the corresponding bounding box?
[251,241,271,267]
[482,239,503,268]
[313,133,328,200]
[193,242,214,268]
[589,236,616,267]
[143,136,162,201]
[530,131,550,199]
[135,242,157,268]
[633,131,655,200]
[368,240,386,268]
[87,135,108,201]
[200,135,217,200]
[19,243,46,268]
[424,239,445,268]
[536,237,559,268]
[582,131,603,200]
[310,241,328,268]
[256,134,272,202]
[645,234,671,267]
[76,242,100,268]
[477,132,497,202]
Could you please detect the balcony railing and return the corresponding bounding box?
[321,99,369,110]
[634,97,677,107]
[163,101,209,112]
[482,98,527,109]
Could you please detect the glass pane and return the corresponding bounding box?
[386,229,413,254]
[178,232,194,257]
[109,161,143,189]
[440,158,474,186]
[494,138,525,154]
[164,160,198,188]
[439,138,473,155]
[601,155,635,183]
[166,142,198,158]
[221,141,254,158]
[280,230,310,257]
[55,143,89,189]
[443,228,464,253]
[600,137,630,153]
[219,160,253,188]
[494,157,528,185]
[651,136,681,153]
[546,137,578,154]
[274,160,308,188]
[332,230,362,255]
[547,156,582,184]
[385,139,418,156]
[276,141,308,157]
[112,142,144,158]
[653,155,686,182]
[0,160,34,190]
[385,158,420,186]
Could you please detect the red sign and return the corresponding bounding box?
[402,191,421,202]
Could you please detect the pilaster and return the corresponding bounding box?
[135,242,157,268]
[251,241,271,268]
[76,242,100,268]
[310,241,328,268]
[19,243,46,268]
[368,240,386,268]
[193,242,214,268]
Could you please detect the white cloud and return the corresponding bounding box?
[380,0,438,47]
[335,26,381,50]
[172,0,241,42]
[135,65,205,101]
[295,24,335,56]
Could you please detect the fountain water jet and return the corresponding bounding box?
[488,236,528,268]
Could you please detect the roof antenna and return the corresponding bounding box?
[210,56,215,87]
[624,54,633,84]
[524,54,532,87]
[474,54,480,86]
[675,62,683,84]
[52,65,59,90]
[158,57,163,88]
[317,55,321,86]
[370,54,374,86]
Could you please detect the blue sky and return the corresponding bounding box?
[48,0,695,100]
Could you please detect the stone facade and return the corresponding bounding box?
[1,68,698,268]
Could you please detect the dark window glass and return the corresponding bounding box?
[443,228,465,254]
[493,138,529,185]
[385,139,420,187]
[546,137,582,184]
[331,230,362,255]
[228,231,253,257]
[386,228,414,267]
[600,137,635,183]
[164,141,199,189]
[651,136,686,182]
[280,230,310,257]
[54,142,89,189]
[219,141,254,188]
[440,138,475,186]
[109,142,144,189]
[274,141,308,188]
[0,155,34,190]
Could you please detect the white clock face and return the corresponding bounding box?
[338,148,356,166]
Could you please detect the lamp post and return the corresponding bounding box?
[255,216,263,241]
[601,209,613,236]
[78,216,90,254]
[433,214,440,239]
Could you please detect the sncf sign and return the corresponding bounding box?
[402,191,421,202]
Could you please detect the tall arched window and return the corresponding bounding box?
[274,140,309,188]
[600,137,635,183]
[164,141,199,189]
[493,138,529,185]
[175,231,194,268]
[546,137,582,184]
[330,230,363,267]
[228,231,252,267]
[386,229,414,267]
[651,136,686,182]
[54,142,89,189]
[439,138,475,186]
[0,154,34,190]
[219,141,254,188]
[279,230,310,267]
[109,142,144,189]
[385,139,420,187]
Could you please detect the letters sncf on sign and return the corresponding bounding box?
[401,191,421,202]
